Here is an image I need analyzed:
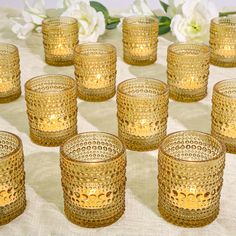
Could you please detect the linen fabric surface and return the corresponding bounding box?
[0,8,236,236]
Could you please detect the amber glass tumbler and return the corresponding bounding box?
[42,17,79,66]
[60,132,126,228]
[212,79,236,153]
[122,16,159,65]
[167,43,210,102]
[0,43,21,103]
[210,16,236,67]
[0,131,26,225]
[74,43,117,101]
[25,74,78,146]
[158,131,225,227]
[117,78,169,151]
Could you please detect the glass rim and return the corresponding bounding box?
[117,77,169,99]
[60,131,126,164]
[213,78,236,99]
[211,15,236,27]
[42,16,78,27]
[123,15,158,26]
[168,42,210,57]
[0,131,22,161]
[159,130,225,163]
[74,42,116,57]
[25,74,76,95]
[0,43,18,56]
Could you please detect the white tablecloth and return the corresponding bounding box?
[0,8,236,236]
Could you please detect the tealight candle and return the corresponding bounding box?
[167,43,210,102]
[210,15,236,67]
[25,74,78,146]
[74,43,117,101]
[42,17,79,66]
[0,43,21,103]
[158,131,225,227]
[117,78,169,151]
[122,16,159,65]
[60,132,126,228]
[0,131,26,225]
[211,79,236,153]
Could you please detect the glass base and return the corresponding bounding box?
[0,91,21,103]
[124,56,156,66]
[77,90,115,102]
[210,57,236,68]
[45,57,74,66]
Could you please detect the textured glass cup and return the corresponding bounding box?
[122,16,159,65]
[211,79,236,153]
[167,43,210,102]
[0,43,21,103]
[60,132,126,228]
[210,16,236,67]
[42,17,79,66]
[25,74,78,146]
[0,131,26,225]
[158,131,225,227]
[117,78,169,151]
[74,43,117,101]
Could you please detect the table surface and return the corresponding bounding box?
[0,8,236,236]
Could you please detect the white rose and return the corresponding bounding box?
[121,0,153,17]
[11,19,35,39]
[57,0,89,9]
[167,0,186,18]
[61,2,106,42]
[170,0,218,43]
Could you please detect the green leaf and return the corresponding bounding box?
[219,11,236,17]
[90,1,109,19]
[159,25,171,35]
[160,0,169,13]
[106,16,120,29]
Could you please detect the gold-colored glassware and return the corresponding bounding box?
[74,43,117,101]
[117,78,169,151]
[60,132,126,228]
[25,74,78,146]
[0,43,21,103]
[158,131,225,227]
[210,16,236,67]
[122,16,159,65]
[42,17,79,66]
[0,131,26,225]
[167,43,210,102]
[211,79,236,153]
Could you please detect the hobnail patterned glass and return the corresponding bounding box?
[25,74,78,146]
[42,17,79,66]
[211,79,236,153]
[167,43,210,102]
[0,131,26,225]
[74,43,117,101]
[122,16,159,66]
[158,131,225,227]
[210,16,236,67]
[0,43,21,103]
[117,78,169,151]
[60,132,126,228]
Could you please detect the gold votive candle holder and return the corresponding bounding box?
[60,132,126,228]
[42,17,79,66]
[74,43,117,101]
[122,16,159,66]
[210,16,236,67]
[117,78,169,151]
[0,43,21,103]
[25,74,78,146]
[167,43,210,102]
[0,131,26,225]
[211,79,236,153]
[158,131,225,227]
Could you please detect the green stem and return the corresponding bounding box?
[219,11,236,17]
[107,16,120,24]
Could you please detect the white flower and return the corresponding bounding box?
[170,0,218,43]
[11,0,47,39]
[57,0,89,9]
[167,0,186,18]
[61,2,105,42]
[121,0,154,17]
